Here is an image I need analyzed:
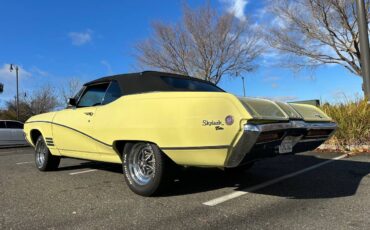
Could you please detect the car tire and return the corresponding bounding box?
[122,142,170,196]
[35,136,60,171]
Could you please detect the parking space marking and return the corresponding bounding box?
[69,169,98,175]
[203,154,348,206]
[16,161,33,165]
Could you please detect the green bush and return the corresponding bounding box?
[321,98,370,148]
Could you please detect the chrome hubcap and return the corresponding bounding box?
[128,144,156,185]
[36,141,47,168]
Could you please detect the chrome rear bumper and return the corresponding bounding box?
[224,121,337,168]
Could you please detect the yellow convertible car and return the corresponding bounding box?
[24,71,336,196]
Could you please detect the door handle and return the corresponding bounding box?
[84,112,94,116]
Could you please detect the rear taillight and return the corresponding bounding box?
[304,129,332,139]
[256,131,284,143]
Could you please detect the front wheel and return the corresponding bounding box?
[35,136,60,171]
[122,142,169,196]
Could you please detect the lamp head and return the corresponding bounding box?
[9,64,14,72]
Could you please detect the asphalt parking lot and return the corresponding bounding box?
[1,147,370,230]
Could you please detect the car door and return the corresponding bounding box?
[92,80,123,161]
[52,83,110,161]
[5,121,26,146]
[0,121,10,146]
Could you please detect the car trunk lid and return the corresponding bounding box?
[238,97,332,122]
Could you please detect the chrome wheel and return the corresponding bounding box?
[34,136,60,171]
[128,143,156,186]
[36,140,47,168]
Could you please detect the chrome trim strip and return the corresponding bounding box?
[25,121,112,147]
[58,148,103,154]
[247,121,337,132]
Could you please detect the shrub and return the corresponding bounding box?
[321,98,370,149]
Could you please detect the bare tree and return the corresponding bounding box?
[0,98,32,122]
[26,85,60,115]
[0,86,59,122]
[267,0,369,82]
[135,2,262,84]
[60,79,82,106]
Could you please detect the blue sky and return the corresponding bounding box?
[0,0,364,107]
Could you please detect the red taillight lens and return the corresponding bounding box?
[305,129,332,138]
[256,131,283,143]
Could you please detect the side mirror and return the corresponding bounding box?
[68,98,77,107]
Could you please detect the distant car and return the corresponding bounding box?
[0,120,28,147]
[24,71,336,196]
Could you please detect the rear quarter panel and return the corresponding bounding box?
[93,92,251,166]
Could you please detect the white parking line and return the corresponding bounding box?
[203,154,348,206]
[69,169,98,175]
[16,161,33,165]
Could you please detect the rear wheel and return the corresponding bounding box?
[122,142,170,196]
[35,136,60,171]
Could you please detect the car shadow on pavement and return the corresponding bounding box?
[57,161,123,174]
[159,154,370,199]
[55,154,370,199]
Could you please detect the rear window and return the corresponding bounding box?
[160,76,223,92]
[0,121,5,128]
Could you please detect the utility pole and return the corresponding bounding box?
[9,64,20,120]
[356,0,370,100]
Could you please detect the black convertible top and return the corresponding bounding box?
[84,71,224,95]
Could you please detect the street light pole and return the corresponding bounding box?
[9,64,20,121]
[242,76,246,97]
[356,0,370,99]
